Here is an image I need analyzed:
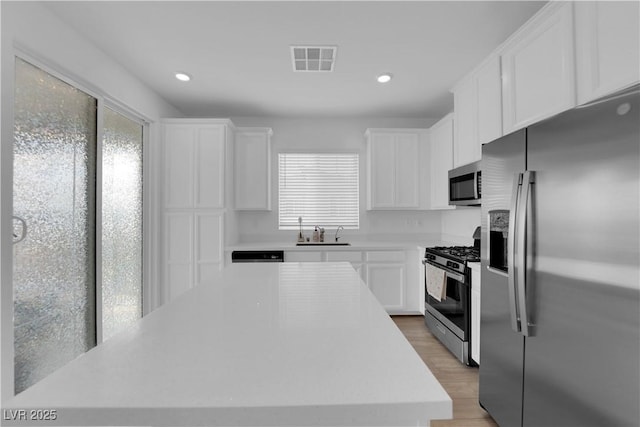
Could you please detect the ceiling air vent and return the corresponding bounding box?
[291,46,337,72]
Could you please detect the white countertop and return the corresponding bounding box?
[3,262,452,426]
[226,239,448,252]
[468,261,481,271]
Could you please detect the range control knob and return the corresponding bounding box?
[446,261,459,270]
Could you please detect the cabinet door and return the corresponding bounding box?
[394,133,420,208]
[366,263,405,312]
[195,127,225,209]
[195,212,223,285]
[164,212,194,301]
[575,1,640,104]
[429,114,454,210]
[502,2,575,133]
[476,55,503,145]
[367,133,396,209]
[163,124,226,209]
[164,126,194,208]
[235,129,272,210]
[453,77,478,167]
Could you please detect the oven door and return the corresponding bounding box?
[423,259,470,340]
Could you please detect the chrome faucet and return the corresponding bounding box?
[334,226,344,242]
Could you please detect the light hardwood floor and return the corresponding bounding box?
[392,315,498,427]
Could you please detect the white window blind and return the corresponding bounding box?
[279,153,359,229]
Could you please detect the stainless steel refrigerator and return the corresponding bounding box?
[479,86,639,427]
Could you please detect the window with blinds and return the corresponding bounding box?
[279,153,359,229]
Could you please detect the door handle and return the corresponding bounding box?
[507,173,522,333]
[517,171,535,337]
[473,172,479,200]
[12,215,27,244]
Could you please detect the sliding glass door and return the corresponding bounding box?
[12,57,144,393]
[101,107,143,341]
[13,57,98,394]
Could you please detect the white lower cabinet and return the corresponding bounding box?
[164,212,223,302]
[366,263,405,312]
[282,248,420,314]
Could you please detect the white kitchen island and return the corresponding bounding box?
[2,262,452,426]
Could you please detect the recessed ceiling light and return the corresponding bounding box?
[175,72,191,82]
[377,73,392,83]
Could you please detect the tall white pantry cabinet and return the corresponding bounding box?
[160,119,234,303]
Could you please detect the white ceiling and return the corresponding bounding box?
[44,1,546,118]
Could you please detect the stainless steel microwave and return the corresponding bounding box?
[448,160,481,206]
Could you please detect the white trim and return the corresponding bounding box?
[142,122,155,315]
[14,43,155,125]
[14,46,103,105]
[161,118,235,128]
[96,98,105,345]
[1,48,17,403]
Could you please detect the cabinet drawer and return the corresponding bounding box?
[285,251,323,262]
[326,251,363,262]
[425,311,465,362]
[366,251,405,262]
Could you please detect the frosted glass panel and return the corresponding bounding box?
[13,57,97,393]
[102,108,143,340]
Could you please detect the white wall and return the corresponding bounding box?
[230,116,443,243]
[0,1,182,402]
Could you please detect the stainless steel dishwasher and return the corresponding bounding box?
[231,250,284,263]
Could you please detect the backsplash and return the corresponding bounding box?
[236,209,443,243]
[440,208,481,245]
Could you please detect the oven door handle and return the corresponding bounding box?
[422,259,465,283]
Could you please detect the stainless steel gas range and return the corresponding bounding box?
[423,242,479,366]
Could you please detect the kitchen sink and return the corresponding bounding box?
[296,242,351,246]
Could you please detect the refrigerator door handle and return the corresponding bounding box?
[517,171,535,337]
[507,173,523,333]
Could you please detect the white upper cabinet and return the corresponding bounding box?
[162,120,229,210]
[234,127,273,210]
[452,54,503,167]
[429,113,455,210]
[447,1,637,156]
[365,128,429,210]
[501,2,576,133]
[575,1,640,105]
[453,77,478,167]
[475,56,503,146]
